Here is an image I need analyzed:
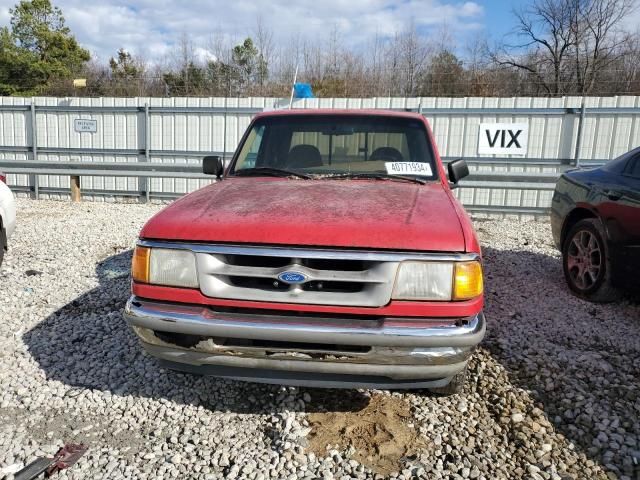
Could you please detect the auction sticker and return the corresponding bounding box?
[385,162,432,176]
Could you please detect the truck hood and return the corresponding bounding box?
[141,178,466,252]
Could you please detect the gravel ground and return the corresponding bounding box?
[0,198,638,480]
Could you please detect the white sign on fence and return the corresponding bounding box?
[478,123,528,155]
[74,118,97,133]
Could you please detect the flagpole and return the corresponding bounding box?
[289,65,298,109]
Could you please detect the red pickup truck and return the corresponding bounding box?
[124,110,485,394]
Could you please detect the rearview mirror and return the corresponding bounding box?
[447,159,469,186]
[203,156,224,178]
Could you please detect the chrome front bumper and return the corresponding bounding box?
[124,296,486,389]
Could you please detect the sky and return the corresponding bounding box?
[0,0,579,64]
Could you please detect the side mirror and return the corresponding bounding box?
[447,159,469,187]
[203,155,224,179]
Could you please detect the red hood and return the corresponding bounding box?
[141,178,467,252]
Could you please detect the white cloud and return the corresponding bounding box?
[0,0,485,62]
[194,47,216,64]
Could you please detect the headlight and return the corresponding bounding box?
[132,245,199,288]
[392,260,483,301]
[393,262,454,300]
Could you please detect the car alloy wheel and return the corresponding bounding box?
[566,229,603,290]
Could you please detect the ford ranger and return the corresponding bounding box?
[124,110,485,393]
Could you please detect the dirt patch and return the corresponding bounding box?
[307,394,428,475]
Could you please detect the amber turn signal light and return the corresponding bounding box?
[453,261,483,300]
[132,246,150,283]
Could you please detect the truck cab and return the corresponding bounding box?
[124,110,485,393]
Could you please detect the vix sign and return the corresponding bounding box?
[478,123,528,156]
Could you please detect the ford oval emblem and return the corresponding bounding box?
[277,271,307,284]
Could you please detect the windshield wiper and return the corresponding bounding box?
[324,172,427,185]
[232,167,312,179]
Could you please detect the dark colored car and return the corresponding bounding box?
[551,148,640,301]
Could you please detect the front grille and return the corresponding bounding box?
[226,254,290,268]
[228,276,363,293]
[225,254,372,271]
[196,249,399,307]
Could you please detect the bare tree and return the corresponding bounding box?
[341,49,367,96]
[573,0,636,94]
[209,28,232,65]
[368,30,385,94]
[464,33,492,95]
[253,16,276,93]
[302,39,322,81]
[326,25,342,78]
[492,0,636,95]
[395,22,431,96]
[274,31,302,94]
[171,32,196,95]
[384,32,401,96]
[613,34,640,93]
[493,0,577,95]
[432,23,455,54]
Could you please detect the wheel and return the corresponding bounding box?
[429,366,467,396]
[562,218,619,302]
[0,228,5,268]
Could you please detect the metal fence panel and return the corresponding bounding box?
[2,95,640,215]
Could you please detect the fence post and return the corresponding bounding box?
[573,98,586,168]
[223,98,228,167]
[143,103,150,202]
[70,175,81,202]
[30,100,39,199]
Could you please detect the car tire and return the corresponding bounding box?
[562,218,620,302]
[0,228,5,268]
[429,366,467,396]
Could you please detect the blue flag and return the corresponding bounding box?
[293,83,314,98]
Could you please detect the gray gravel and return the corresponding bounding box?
[0,199,638,480]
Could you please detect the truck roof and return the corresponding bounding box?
[253,108,425,120]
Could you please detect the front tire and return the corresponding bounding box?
[562,218,619,302]
[0,228,5,268]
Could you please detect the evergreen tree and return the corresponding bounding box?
[0,0,90,95]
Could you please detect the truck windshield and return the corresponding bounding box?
[230,115,438,180]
